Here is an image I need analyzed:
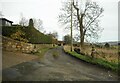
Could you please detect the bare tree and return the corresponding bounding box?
[58,0,76,51]
[33,18,43,32]
[47,32,58,45]
[63,34,71,44]
[73,0,104,49]
[19,13,28,26]
[58,1,78,28]
[48,31,58,39]
[59,0,104,50]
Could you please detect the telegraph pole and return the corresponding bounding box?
[70,0,73,52]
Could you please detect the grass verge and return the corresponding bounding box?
[52,50,59,58]
[33,46,58,58]
[64,50,118,72]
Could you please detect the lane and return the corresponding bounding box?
[40,46,118,81]
[2,46,118,81]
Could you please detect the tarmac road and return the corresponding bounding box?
[2,46,118,81]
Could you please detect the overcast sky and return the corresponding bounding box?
[0,0,119,42]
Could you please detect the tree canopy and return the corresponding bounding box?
[59,0,104,50]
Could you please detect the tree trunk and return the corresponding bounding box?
[79,14,84,51]
[80,32,84,50]
[70,0,73,52]
[72,2,85,51]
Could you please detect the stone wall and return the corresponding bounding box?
[2,36,35,53]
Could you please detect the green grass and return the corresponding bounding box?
[33,46,58,58]
[52,51,59,58]
[33,47,51,58]
[65,50,118,72]
[2,26,53,44]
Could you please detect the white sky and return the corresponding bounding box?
[0,0,119,42]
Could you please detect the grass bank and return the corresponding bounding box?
[64,48,118,72]
[35,48,51,58]
[33,44,58,58]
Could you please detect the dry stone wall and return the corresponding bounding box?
[2,36,35,53]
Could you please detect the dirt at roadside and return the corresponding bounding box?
[2,50,38,69]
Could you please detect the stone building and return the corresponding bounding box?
[0,18,13,26]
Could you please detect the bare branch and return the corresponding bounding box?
[85,10,103,29]
[58,0,104,47]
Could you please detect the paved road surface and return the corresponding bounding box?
[2,46,118,81]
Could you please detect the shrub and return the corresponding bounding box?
[10,29,28,43]
[52,51,59,58]
[104,43,110,48]
[2,26,24,37]
[74,48,80,54]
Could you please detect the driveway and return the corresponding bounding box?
[2,46,118,81]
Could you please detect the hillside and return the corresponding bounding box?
[23,26,52,44]
[2,25,53,44]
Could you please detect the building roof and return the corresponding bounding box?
[0,18,13,23]
[58,41,64,43]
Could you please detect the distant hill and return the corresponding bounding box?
[97,41,119,46]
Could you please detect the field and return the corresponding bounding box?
[64,45,118,63]
[64,45,118,71]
